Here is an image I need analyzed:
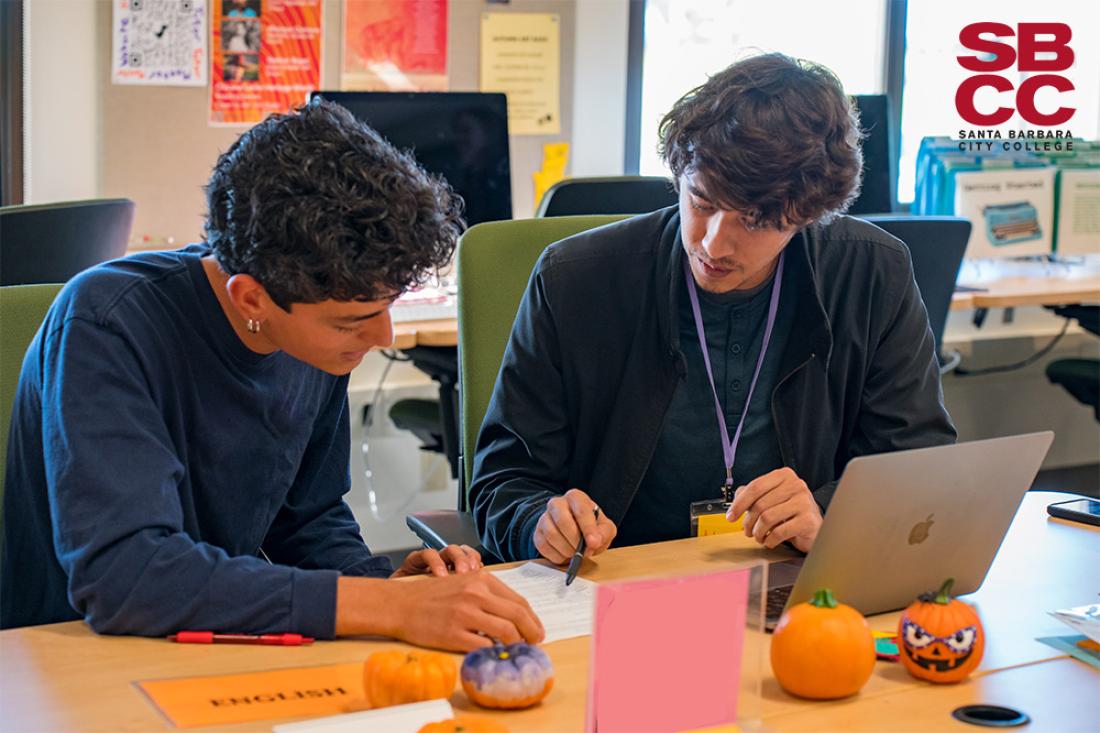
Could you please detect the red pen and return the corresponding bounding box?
[169,631,314,646]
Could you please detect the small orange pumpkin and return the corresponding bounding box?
[770,588,875,699]
[898,578,984,683]
[363,649,458,708]
[417,714,510,733]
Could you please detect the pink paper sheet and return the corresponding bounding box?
[586,568,750,733]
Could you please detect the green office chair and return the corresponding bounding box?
[405,216,627,559]
[0,284,64,522]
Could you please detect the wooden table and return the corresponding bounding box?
[951,258,1100,311]
[1,492,1095,732]
[392,318,459,350]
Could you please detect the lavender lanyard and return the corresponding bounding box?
[682,251,785,502]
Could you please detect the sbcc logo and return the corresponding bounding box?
[955,22,1075,126]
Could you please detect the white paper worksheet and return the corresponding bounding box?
[491,562,597,643]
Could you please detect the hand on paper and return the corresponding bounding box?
[391,545,483,578]
[385,572,545,652]
[533,488,617,564]
[725,467,822,553]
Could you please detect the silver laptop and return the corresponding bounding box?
[766,431,1054,625]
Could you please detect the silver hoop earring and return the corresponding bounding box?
[246,319,261,334]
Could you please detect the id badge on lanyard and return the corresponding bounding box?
[690,497,743,536]
[682,252,784,538]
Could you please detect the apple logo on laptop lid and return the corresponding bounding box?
[909,514,935,545]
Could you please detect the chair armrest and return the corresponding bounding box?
[406,510,501,565]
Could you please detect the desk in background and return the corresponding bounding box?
[0,492,1095,732]
[951,256,1100,312]
[394,264,1100,338]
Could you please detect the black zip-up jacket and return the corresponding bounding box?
[470,208,957,561]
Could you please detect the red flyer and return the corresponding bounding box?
[209,0,322,126]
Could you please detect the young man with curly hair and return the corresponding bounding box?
[470,53,956,563]
[1,100,543,651]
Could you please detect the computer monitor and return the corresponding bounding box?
[311,91,512,226]
[849,94,894,215]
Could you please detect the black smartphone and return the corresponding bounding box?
[1047,499,1100,527]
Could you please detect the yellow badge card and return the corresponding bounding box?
[138,662,366,728]
[696,512,744,536]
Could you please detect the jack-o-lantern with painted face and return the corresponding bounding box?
[898,578,984,683]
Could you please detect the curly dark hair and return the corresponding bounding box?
[204,98,464,309]
[658,53,863,229]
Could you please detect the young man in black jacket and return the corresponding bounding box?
[470,53,957,563]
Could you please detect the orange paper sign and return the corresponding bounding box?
[137,662,366,728]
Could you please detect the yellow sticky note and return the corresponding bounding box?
[533,142,570,209]
[679,725,742,733]
[696,512,744,536]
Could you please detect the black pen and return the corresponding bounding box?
[565,506,600,586]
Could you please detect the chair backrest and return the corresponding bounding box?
[860,215,971,359]
[0,198,134,286]
[1,284,64,506]
[456,216,628,502]
[536,176,678,217]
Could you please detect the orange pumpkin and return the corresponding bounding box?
[770,588,875,699]
[417,714,510,733]
[363,649,458,708]
[898,578,984,683]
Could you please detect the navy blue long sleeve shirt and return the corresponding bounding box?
[1,246,391,636]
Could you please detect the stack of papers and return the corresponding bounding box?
[1050,603,1100,644]
[1037,602,1100,670]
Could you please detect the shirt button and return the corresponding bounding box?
[731,343,742,354]
[731,379,743,391]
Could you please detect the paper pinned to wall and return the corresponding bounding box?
[480,13,561,135]
[208,0,323,126]
[342,0,449,91]
[533,142,569,211]
[112,0,208,86]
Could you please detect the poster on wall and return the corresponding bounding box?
[209,0,323,126]
[480,13,560,135]
[341,0,448,91]
[112,0,208,86]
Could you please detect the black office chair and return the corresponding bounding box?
[861,215,971,373]
[536,176,678,217]
[1045,305,1099,421]
[387,346,460,479]
[0,199,135,285]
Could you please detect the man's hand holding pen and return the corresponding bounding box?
[533,488,617,565]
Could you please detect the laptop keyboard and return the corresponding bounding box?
[765,584,794,628]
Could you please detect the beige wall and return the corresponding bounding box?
[25,0,101,204]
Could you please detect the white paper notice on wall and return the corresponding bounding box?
[953,167,1056,259]
[1055,168,1100,256]
[112,0,208,86]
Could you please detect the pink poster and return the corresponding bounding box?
[342,0,448,91]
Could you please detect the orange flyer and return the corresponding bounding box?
[210,0,323,126]
[137,662,366,728]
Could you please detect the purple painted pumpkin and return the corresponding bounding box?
[460,643,554,709]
